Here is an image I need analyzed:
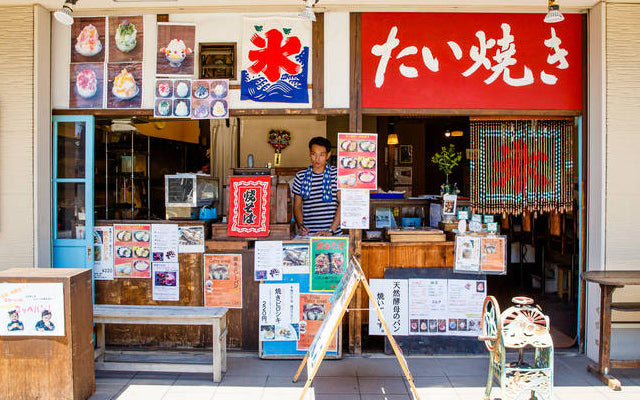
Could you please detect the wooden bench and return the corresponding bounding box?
[93,304,228,382]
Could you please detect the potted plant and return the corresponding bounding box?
[431,144,462,195]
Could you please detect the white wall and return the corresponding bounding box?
[51,12,355,110]
[239,116,326,168]
[586,1,606,361]
[34,5,52,268]
[0,6,35,269]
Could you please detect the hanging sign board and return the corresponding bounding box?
[228,176,271,237]
[362,13,582,110]
[337,133,378,190]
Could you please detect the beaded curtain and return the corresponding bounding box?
[470,119,573,215]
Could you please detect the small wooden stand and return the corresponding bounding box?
[292,258,421,400]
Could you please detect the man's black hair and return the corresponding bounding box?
[308,136,332,153]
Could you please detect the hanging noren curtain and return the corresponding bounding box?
[470,119,574,215]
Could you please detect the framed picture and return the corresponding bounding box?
[393,166,412,185]
[399,145,413,164]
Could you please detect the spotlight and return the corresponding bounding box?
[54,0,78,26]
[298,0,318,22]
[544,0,565,23]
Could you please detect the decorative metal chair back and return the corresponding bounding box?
[480,296,554,400]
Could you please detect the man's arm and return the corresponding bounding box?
[329,190,341,233]
[293,194,309,236]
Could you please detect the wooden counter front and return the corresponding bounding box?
[362,241,454,280]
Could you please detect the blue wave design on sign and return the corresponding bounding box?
[241,47,309,103]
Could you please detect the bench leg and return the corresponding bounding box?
[212,320,222,383]
[95,323,106,362]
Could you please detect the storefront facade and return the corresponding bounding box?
[1,0,639,362]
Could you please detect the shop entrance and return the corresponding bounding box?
[363,115,581,351]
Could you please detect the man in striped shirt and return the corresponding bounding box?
[292,137,341,236]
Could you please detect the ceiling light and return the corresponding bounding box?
[444,130,451,138]
[387,134,399,145]
[544,0,565,23]
[298,0,318,22]
[54,0,77,26]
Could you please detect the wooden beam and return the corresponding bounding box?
[52,108,349,117]
[362,108,582,117]
[312,13,325,111]
[348,12,363,355]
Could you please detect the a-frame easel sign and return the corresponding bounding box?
[293,258,421,400]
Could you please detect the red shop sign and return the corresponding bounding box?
[228,176,271,237]
[362,13,582,110]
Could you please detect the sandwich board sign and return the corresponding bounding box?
[293,258,420,400]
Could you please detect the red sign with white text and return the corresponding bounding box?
[362,13,582,110]
[228,176,271,237]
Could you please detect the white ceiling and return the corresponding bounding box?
[5,0,611,14]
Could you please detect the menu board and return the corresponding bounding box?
[454,235,482,273]
[94,226,114,280]
[480,236,507,274]
[152,262,179,301]
[154,78,191,118]
[203,254,242,308]
[254,241,283,281]
[259,283,300,342]
[368,279,409,336]
[309,237,349,292]
[340,189,370,230]
[406,278,485,337]
[114,224,151,278]
[337,133,378,190]
[191,79,229,119]
[297,293,334,351]
[151,224,179,263]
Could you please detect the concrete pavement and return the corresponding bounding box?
[90,351,640,400]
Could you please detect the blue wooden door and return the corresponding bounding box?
[52,115,95,269]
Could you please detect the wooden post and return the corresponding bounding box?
[348,12,363,355]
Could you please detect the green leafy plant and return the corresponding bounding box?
[431,144,462,192]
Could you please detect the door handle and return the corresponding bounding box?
[87,246,93,263]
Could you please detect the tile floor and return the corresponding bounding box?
[90,351,640,400]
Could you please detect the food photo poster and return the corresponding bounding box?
[114,224,152,278]
[191,79,230,119]
[107,62,143,109]
[109,16,144,63]
[154,79,192,118]
[203,254,243,308]
[94,226,115,281]
[152,262,180,301]
[72,17,106,63]
[309,237,349,292]
[70,62,105,109]
[156,23,196,76]
[337,133,378,190]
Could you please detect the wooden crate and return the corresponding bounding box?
[0,268,94,400]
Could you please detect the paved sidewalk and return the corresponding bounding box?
[90,351,640,400]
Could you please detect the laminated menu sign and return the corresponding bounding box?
[94,226,114,280]
[151,224,179,263]
[340,189,370,229]
[114,224,151,278]
[254,241,283,281]
[368,279,409,336]
[281,243,310,275]
[337,133,378,190]
[454,235,482,273]
[0,283,65,336]
[309,237,349,292]
[407,278,484,337]
[408,279,447,335]
[259,283,300,341]
[480,236,507,274]
[204,254,242,308]
[296,293,335,351]
[178,225,205,253]
[446,279,484,337]
[152,262,179,301]
[154,79,192,118]
[228,176,271,237]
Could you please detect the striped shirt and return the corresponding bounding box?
[292,166,342,234]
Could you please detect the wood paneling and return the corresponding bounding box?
[0,269,94,400]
